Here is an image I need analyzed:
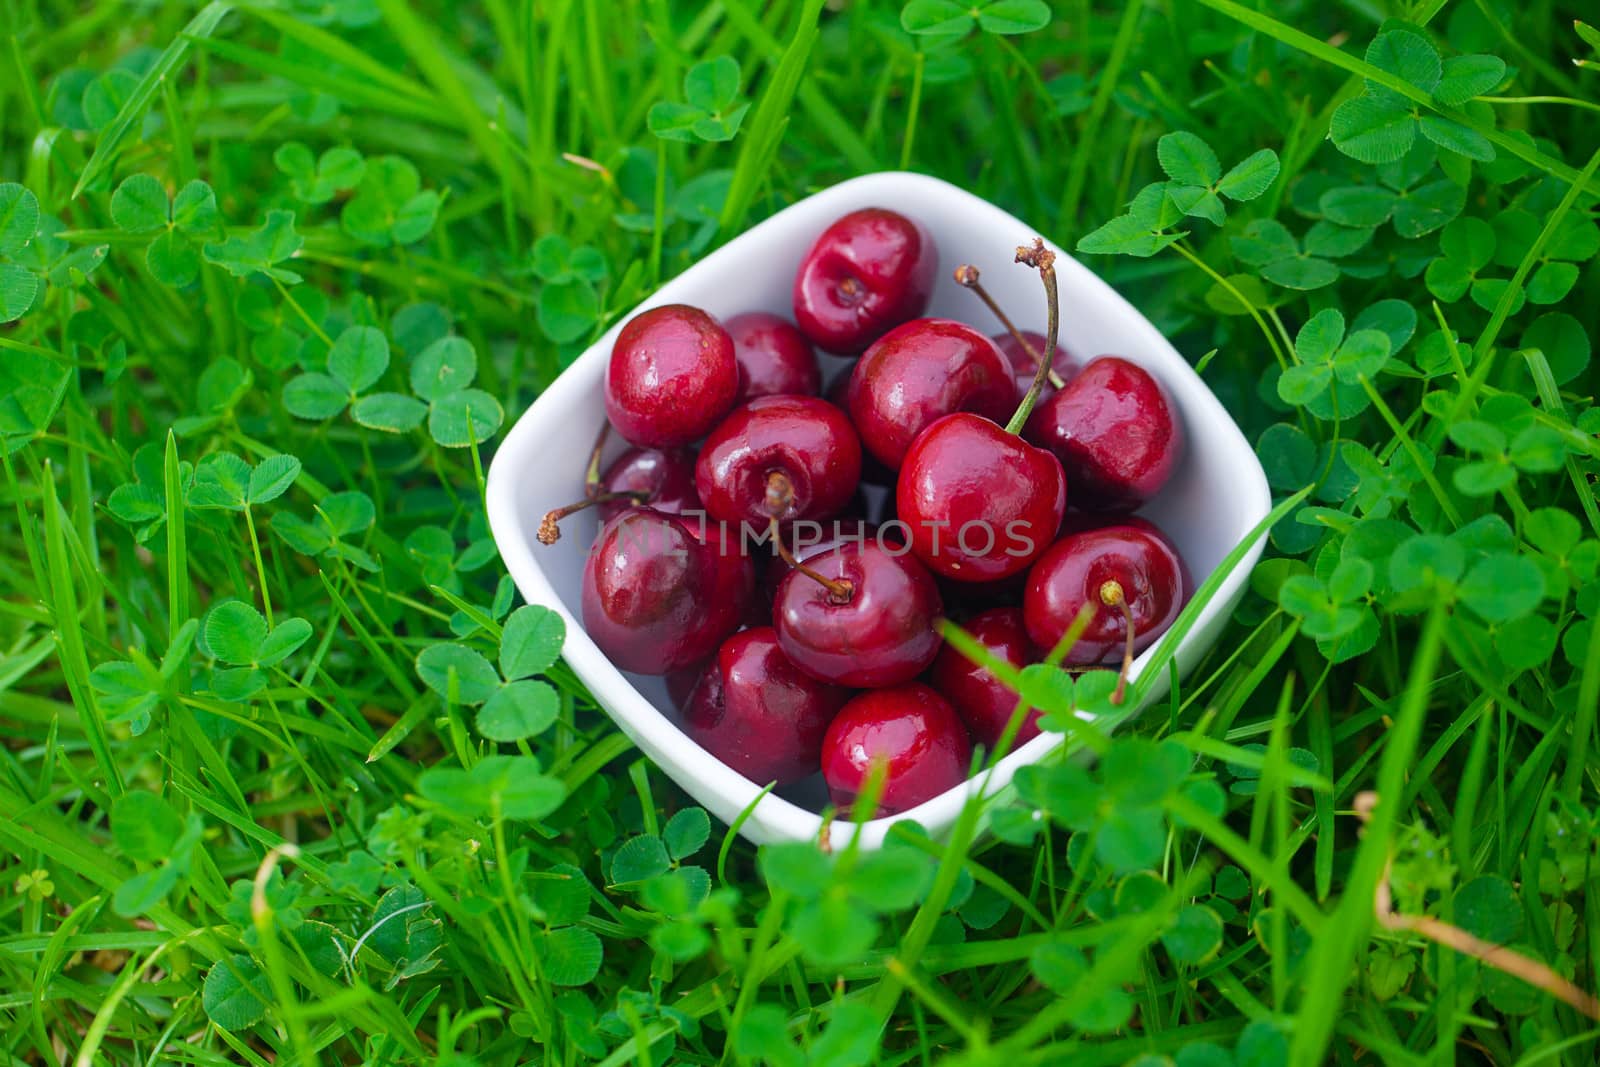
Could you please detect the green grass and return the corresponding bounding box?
[2,1,1599,1064]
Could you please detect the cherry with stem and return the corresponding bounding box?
[895,239,1068,583]
[765,472,853,604]
[954,263,1064,390]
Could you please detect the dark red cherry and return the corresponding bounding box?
[597,447,700,522]
[894,244,1068,582]
[1022,517,1187,666]
[931,607,1042,750]
[993,330,1078,398]
[821,683,971,816]
[695,395,862,527]
[793,208,937,354]
[726,312,822,402]
[1024,356,1182,511]
[581,508,754,674]
[683,627,850,786]
[826,368,896,488]
[846,318,1016,470]
[773,541,942,688]
[604,304,738,447]
[896,413,1066,582]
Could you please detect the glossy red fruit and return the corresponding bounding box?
[932,608,1042,749]
[683,627,850,786]
[604,304,738,447]
[1023,517,1187,665]
[793,208,937,354]
[726,312,822,402]
[695,395,862,527]
[846,318,1016,470]
[993,330,1078,398]
[896,412,1066,582]
[582,508,753,674]
[1023,356,1182,510]
[596,447,700,521]
[821,683,971,816]
[773,541,942,688]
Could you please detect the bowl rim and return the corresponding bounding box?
[486,169,1272,848]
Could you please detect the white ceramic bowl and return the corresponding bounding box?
[486,171,1270,849]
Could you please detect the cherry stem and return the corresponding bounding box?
[1005,239,1060,435]
[582,423,610,497]
[766,471,854,604]
[954,264,1065,391]
[537,491,648,544]
[1099,579,1135,706]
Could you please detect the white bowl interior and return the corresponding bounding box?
[487,172,1270,848]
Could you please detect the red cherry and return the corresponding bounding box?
[773,541,943,688]
[793,208,937,354]
[1022,517,1187,667]
[896,413,1066,581]
[821,683,971,816]
[596,446,700,522]
[993,330,1078,398]
[894,242,1068,582]
[581,508,753,674]
[826,368,897,488]
[846,318,1016,470]
[683,627,850,786]
[604,304,738,447]
[932,607,1042,749]
[695,395,862,527]
[1024,356,1182,511]
[726,312,822,402]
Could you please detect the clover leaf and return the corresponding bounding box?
[274,142,366,204]
[901,0,1052,36]
[1331,30,1496,165]
[0,182,43,322]
[648,57,751,143]
[341,155,440,246]
[1232,219,1340,290]
[1155,132,1280,225]
[204,209,304,284]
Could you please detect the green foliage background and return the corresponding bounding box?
[2,1,1599,1064]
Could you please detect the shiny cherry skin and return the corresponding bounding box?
[582,508,754,674]
[726,312,822,402]
[821,683,971,816]
[793,208,937,354]
[604,304,738,447]
[993,330,1079,398]
[1022,517,1187,665]
[1023,356,1182,511]
[896,413,1066,582]
[773,541,943,688]
[695,395,862,527]
[683,627,850,786]
[931,607,1043,749]
[596,447,700,521]
[846,318,1017,470]
[827,369,896,488]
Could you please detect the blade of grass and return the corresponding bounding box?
[73,2,232,197]
[1289,607,1447,1065]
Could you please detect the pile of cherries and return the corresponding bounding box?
[540,207,1189,818]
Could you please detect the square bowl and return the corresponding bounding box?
[486,171,1270,849]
